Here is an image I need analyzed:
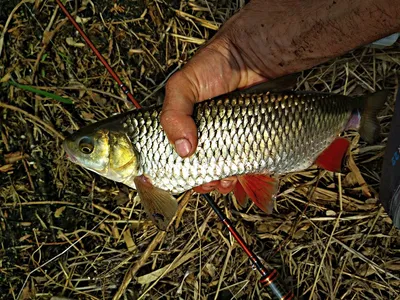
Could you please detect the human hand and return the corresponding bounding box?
[192,177,238,195]
[160,0,398,194]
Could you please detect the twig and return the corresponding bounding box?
[112,231,166,299]
[92,203,121,219]
[16,208,116,299]
[0,102,64,140]
[1,201,77,207]
[174,9,220,30]
[309,218,400,281]
[22,159,35,191]
[214,232,233,300]
[309,212,342,298]
[137,219,212,298]
[0,0,35,58]
[346,151,371,197]
[31,5,60,82]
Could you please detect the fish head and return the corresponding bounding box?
[63,128,140,183]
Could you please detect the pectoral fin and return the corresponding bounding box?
[237,174,278,214]
[134,175,178,230]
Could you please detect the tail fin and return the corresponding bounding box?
[359,90,389,143]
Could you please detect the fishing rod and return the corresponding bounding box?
[55,1,295,299]
[54,0,141,108]
[202,194,294,299]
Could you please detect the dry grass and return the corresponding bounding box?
[0,1,399,299]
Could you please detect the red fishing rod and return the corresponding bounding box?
[202,194,294,299]
[55,1,295,298]
[54,0,141,108]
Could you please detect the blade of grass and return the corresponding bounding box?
[9,81,73,104]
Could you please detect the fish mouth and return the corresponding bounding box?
[62,140,78,163]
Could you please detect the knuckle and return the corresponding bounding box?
[160,111,172,128]
[165,72,180,91]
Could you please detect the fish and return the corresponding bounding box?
[62,86,388,230]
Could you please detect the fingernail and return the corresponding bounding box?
[175,138,191,157]
[220,180,232,188]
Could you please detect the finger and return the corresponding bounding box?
[160,69,198,157]
[161,39,247,157]
[193,180,219,194]
[216,177,238,194]
[193,177,238,194]
[193,186,215,194]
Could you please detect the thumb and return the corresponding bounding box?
[161,38,255,157]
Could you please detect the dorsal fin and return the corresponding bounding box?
[239,73,299,94]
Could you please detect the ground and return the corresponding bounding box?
[0,1,399,299]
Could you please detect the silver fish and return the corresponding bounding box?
[63,89,387,229]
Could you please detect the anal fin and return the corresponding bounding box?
[315,138,350,172]
[237,174,278,214]
[233,181,248,208]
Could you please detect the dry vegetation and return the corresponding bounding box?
[0,0,400,299]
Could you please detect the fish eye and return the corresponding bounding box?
[79,137,94,154]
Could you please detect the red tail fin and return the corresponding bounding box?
[237,174,278,214]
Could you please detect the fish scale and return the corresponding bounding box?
[114,92,352,193]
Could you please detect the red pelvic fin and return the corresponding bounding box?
[237,174,278,214]
[233,181,248,207]
[315,137,350,172]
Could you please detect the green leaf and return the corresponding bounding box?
[41,53,48,61]
[9,81,73,105]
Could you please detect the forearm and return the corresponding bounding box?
[220,0,400,78]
